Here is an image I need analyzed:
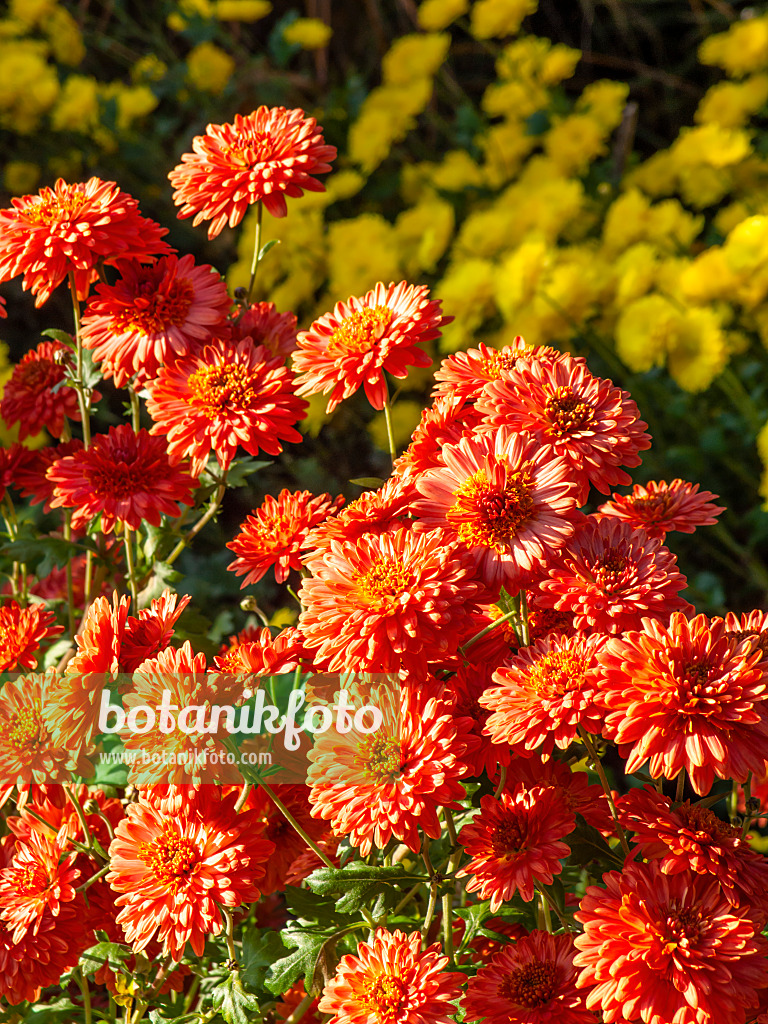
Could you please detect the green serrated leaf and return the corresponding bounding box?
[568,816,624,868]
[266,923,347,998]
[41,328,74,348]
[79,941,132,977]
[306,863,421,915]
[138,562,183,605]
[238,929,286,992]
[284,884,341,923]
[225,457,272,488]
[211,972,261,1024]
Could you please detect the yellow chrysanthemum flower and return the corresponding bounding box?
[576,79,629,131]
[283,18,332,50]
[615,293,680,373]
[3,160,39,195]
[0,40,59,134]
[131,54,168,84]
[394,200,455,275]
[695,75,768,129]
[42,6,85,66]
[50,74,99,133]
[699,15,768,79]
[417,0,469,31]
[666,307,727,393]
[544,113,607,176]
[437,259,497,351]
[471,0,537,40]
[381,33,450,86]
[215,0,271,20]
[186,41,235,95]
[326,214,399,300]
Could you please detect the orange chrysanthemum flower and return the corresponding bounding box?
[243,784,328,894]
[725,609,768,652]
[227,488,343,586]
[480,633,607,759]
[597,611,768,795]
[538,517,692,635]
[463,930,596,1024]
[0,669,91,785]
[47,424,198,533]
[298,525,481,676]
[573,861,768,1024]
[0,599,62,672]
[231,301,299,359]
[457,785,575,910]
[0,340,85,440]
[597,478,725,539]
[319,928,464,1024]
[107,787,274,960]
[412,426,580,591]
[502,755,614,837]
[308,678,468,855]
[293,281,448,413]
[0,829,79,943]
[0,177,171,306]
[477,353,651,503]
[431,338,566,404]
[617,787,768,919]
[80,254,231,387]
[168,106,336,235]
[213,625,307,675]
[145,336,306,475]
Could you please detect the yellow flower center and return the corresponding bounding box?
[114,279,195,336]
[591,552,629,591]
[500,960,558,1008]
[354,734,401,782]
[363,974,408,1022]
[543,386,594,436]
[6,707,42,751]
[326,306,394,357]
[358,558,412,602]
[187,363,260,417]
[449,468,534,551]
[139,827,199,893]
[24,185,85,225]
[527,650,586,695]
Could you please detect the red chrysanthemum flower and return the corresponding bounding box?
[0,834,93,1004]
[231,301,299,359]
[537,517,692,635]
[227,488,343,586]
[120,589,192,671]
[308,678,468,855]
[242,784,328,895]
[213,625,307,675]
[298,524,481,676]
[293,281,448,413]
[303,476,416,564]
[463,930,596,1024]
[47,424,197,533]
[457,785,575,909]
[476,353,651,504]
[0,340,85,440]
[412,426,580,592]
[502,755,615,837]
[145,335,306,475]
[573,860,768,1024]
[480,633,607,759]
[80,254,231,387]
[319,928,464,1024]
[617,787,768,919]
[596,611,768,795]
[597,478,725,539]
[431,338,566,404]
[0,442,37,502]
[106,787,274,960]
[392,394,484,485]
[0,599,62,672]
[168,106,336,235]
[0,176,171,306]
[12,439,84,511]
[724,608,768,652]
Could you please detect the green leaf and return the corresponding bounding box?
[266,923,348,997]
[306,863,420,915]
[349,477,385,488]
[567,816,624,868]
[138,562,183,605]
[78,940,132,977]
[225,457,272,489]
[284,884,342,924]
[240,929,287,992]
[41,328,74,348]
[258,239,280,261]
[210,972,261,1024]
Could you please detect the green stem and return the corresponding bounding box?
[66,785,107,860]
[64,510,75,637]
[675,770,685,803]
[741,773,754,839]
[284,992,314,1024]
[68,270,91,448]
[578,726,631,857]
[518,590,530,646]
[166,477,227,566]
[245,201,263,305]
[129,387,141,433]
[75,967,92,1024]
[124,525,139,609]
[222,908,237,962]
[234,781,251,813]
[382,391,397,466]
[259,781,335,869]
[460,608,518,654]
